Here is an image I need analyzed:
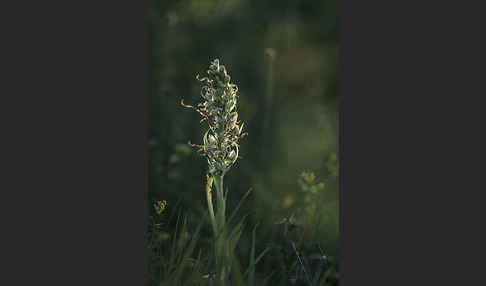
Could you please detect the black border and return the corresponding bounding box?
[3,1,148,285]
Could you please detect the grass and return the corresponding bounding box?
[147,182,339,286]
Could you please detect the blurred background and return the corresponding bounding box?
[149,0,339,283]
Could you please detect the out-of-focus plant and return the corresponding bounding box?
[274,171,339,286]
[326,153,338,178]
[169,143,192,165]
[298,171,325,218]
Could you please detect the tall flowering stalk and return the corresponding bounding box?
[182,59,246,283]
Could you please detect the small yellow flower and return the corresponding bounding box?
[160,232,170,240]
[154,200,167,214]
[309,172,316,182]
[298,171,324,194]
[282,195,295,208]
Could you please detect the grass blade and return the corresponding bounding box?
[248,223,258,286]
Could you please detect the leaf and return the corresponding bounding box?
[230,252,246,286]
[248,223,258,286]
[228,217,245,255]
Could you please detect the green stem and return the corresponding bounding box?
[213,174,228,283]
[214,175,226,227]
[206,176,217,236]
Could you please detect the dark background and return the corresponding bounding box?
[148,0,340,268]
[3,0,483,285]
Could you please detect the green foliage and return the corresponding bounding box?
[148,200,271,286]
[147,206,208,286]
[149,0,339,284]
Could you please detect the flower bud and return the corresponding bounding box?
[208,134,217,145]
[227,150,237,161]
[231,112,238,123]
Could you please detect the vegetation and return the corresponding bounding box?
[148,1,339,284]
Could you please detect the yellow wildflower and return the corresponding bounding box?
[160,232,170,240]
[154,200,167,214]
[282,195,295,208]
